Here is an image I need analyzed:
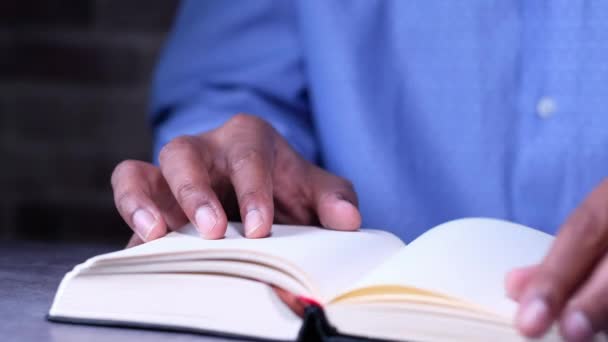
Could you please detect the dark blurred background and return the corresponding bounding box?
[0,0,179,243]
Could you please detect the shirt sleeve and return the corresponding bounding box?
[149,0,316,162]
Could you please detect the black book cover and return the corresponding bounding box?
[48,304,397,342]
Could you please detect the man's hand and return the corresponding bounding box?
[112,114,361,243]
[506,179,608,341]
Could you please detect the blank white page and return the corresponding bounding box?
[78,223,405,302]
[343,218,553,317]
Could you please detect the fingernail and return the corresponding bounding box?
[132,209,156,241]
[563,311,593,342]
[195,206,217,237]
[517,297,550,334]
[245,209,264,236]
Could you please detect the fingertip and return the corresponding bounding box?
[318,196,362,231]
[199,222,228,240]
[195,206,228,240]
[505,265,540,301]
[194,206,221,239]
[560,310,594,342]
[126,234,144,248]
[132,208,166,242]
[202,232,227,240]
[146,224,167,241]
[515,296,553,338]
[246,228,271,239]
[244,208,271,238]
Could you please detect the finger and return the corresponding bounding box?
[272,286,306,318]
[505,264,540,301]
[111,160,169,242]
[560,253,608,342]
[159,136,228,239]
[310,166,361,231]
[271,139,320,226]
[126,234,144,249]
[515,180,608,338]
[224,116,275,238]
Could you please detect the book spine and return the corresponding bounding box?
[296,305,338,342]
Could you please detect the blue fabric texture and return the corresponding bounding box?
[151,0,608,241]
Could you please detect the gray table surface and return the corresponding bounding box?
[1,240,235,342]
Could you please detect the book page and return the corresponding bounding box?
[78,223,405,302]
[335,218,553,317]
[51,273,304,341]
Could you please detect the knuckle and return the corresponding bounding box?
[159,135,197,162]
[336,177,355,192]
[174,182,215,210]
[175,182,202,202]
[227,113,267,129]
[229,148,265,175]
[238,190,258,208]
[111,160,140,188]
[114,190,137,214]
[238,188,270,207]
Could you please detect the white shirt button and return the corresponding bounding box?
[537,97,557,118]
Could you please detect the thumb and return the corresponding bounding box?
[505,264,540,301]
[310,166,361,231]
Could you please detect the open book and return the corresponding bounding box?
[49,218,568,341]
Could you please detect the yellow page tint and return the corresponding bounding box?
[339,218,553,317]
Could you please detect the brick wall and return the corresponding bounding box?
[0,0,179,242]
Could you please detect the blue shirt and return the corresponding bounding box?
[151,0,608,241]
